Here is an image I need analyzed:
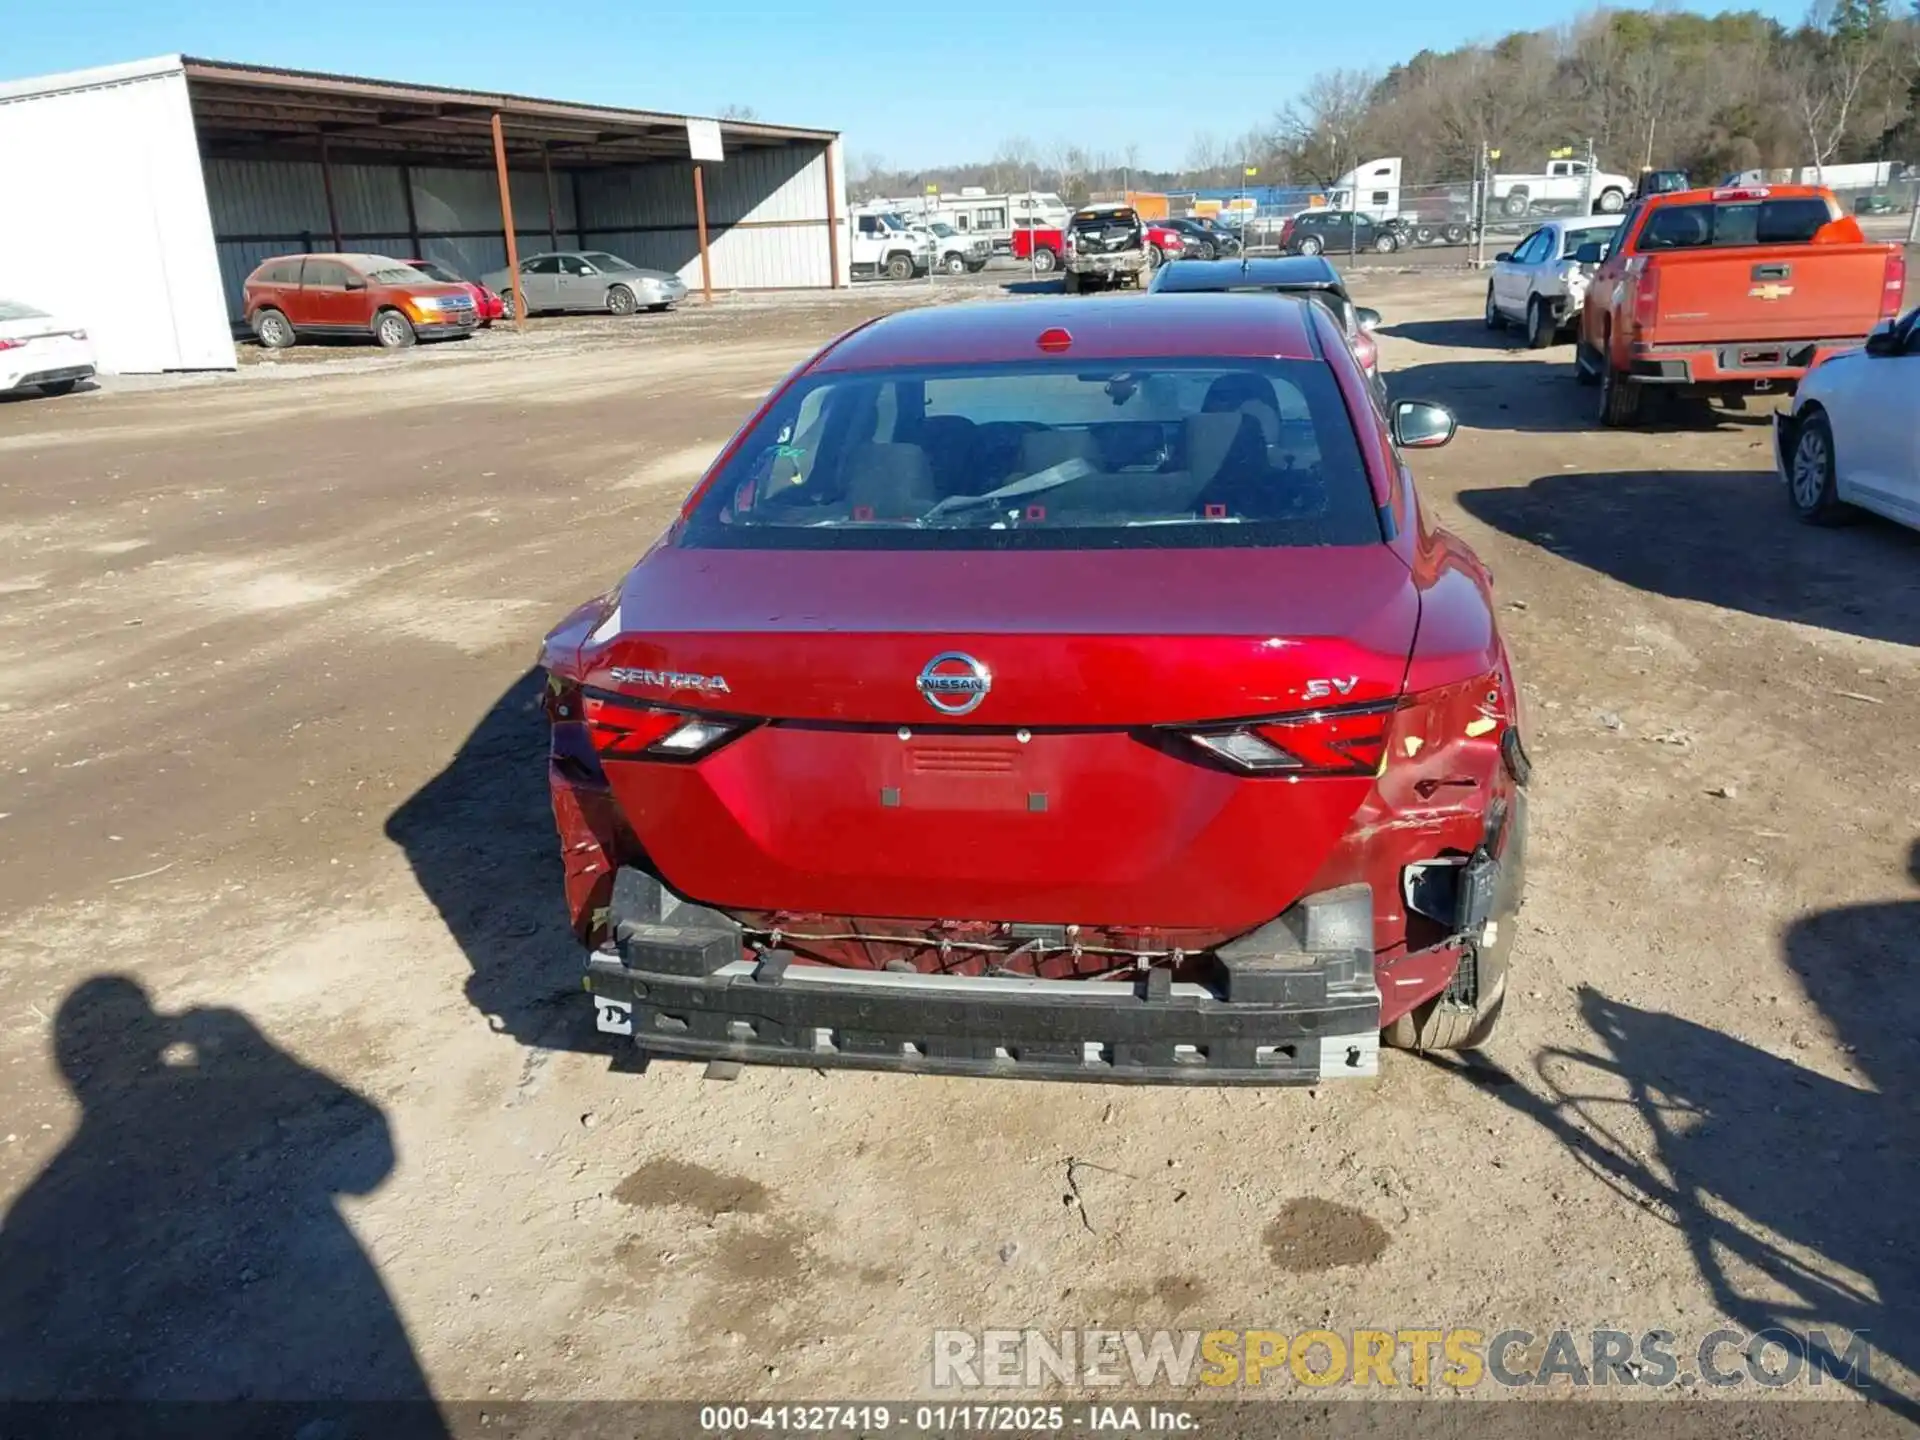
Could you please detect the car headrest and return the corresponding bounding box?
[844,443,937,520]
[1020,428,1100,475]
[1185,412,1267,492]
[1202,373,1282,446]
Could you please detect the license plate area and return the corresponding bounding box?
[881,734,1053,813]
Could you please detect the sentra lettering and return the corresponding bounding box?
[609,667,731,695]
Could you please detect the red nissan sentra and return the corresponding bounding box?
[540,294,1530,1084]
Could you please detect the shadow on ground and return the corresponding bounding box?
[1459,467,1920,647]
[1380,317,1519,351]
[0,977,446,1431]
[386,667,600,1056]
[1433,837,1920,1420]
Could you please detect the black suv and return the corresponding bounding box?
[1277,210,1406,255]
[1161,216,1242,259]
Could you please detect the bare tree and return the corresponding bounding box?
[717,103,759,121]
[1273,69,1379,185]
[1782,0,1902,179]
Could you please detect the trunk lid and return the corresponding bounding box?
[581,546,1418,931]
[589,545,1416,725]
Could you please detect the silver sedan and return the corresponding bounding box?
[482,251,688,318]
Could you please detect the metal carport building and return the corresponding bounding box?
[0,55,847,374]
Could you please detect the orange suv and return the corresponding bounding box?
[243,253,479,351]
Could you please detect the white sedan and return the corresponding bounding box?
[1776,307,1920,530]
[1485,216,1622,348]
[0,299,95,398]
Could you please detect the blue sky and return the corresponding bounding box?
[5,0,1810,172]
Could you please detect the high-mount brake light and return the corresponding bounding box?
[578,687,748,760]
[1712,186,1771,200]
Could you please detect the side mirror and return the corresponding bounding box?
[343,275,367,291]
[1494,251,1513,263]
[1391,399,1456,450]
[1574,241,1605,265]
[1356,306,1381,332]
[1864,319,1901,356]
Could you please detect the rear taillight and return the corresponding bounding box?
[1174,701,1397,777]
[1632,261,1660,331]
[1351,330,1378,371]
[1881,248,1905,319]
[578,686,747,760]
[0,339,22,352]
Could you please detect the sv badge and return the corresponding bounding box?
[1305,677,1359,701]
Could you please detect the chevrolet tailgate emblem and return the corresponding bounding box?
[1749,283,1794,301]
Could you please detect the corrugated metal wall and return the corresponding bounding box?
[204,158,581,319]
[578,142,837,289]
[0,60,235,372]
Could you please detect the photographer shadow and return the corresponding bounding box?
[0,977,446,1434]
[1439,840,1920,1419]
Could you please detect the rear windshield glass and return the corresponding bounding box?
[1637,198,1834,249]
[1562,226,1617,257]
[678,359,1380,552]
[0,300,48,321]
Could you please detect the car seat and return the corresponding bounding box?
[1201,373,1283,448]
[843,442,937,520]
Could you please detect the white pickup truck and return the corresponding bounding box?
[849,213,935,281]
[909,220,993,275]
[1491,159,1634,218]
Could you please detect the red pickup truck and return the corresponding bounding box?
[1575,184,1905,426]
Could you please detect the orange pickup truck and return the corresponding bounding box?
[1575,184,1905,426]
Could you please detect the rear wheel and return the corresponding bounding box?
[607,285,637,315]
[254,308,295,350]
[1198,242,1216,260]
[1598,350,1642,427]
[37,379,77,397]
[1787,409,1854,525]
[1503,189,1530,216]
[1030,246,1057,274]
[1413,224,1437,245]
[1147,243,1165,266]
[499,288,519,321]
[1525,296,1554,349]
[1443,224,1468,245]
[374,309,415,349]
[1296,234,1324,256]
[884,252,914,282]
[1596,187,1626,214]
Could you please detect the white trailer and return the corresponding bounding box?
[866,187,1070,250]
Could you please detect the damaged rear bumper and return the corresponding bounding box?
[583,879,1384,1085]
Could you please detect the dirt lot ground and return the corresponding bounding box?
[2,265,1918,1429]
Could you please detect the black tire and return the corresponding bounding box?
[1199,242,1216,260]
[1384,790,1526,1053]
[1785,409,1854,525]
[1598,351,1642,427]
[1484,284,1505,331]
[1296,234,1324,256]
[942,252,967,275]
[253,308,295,350]
[1374,232,1398,253]
[37,379,78,397]
[374,309,416,350]
[1596,187,1626,214]
[607,285,637,315]
[499,288,518,321]
[884,253,914,282]
[1412,224,1437,245]
[1503,190,1530,217]
[1030,246,1057,274]
[1525,296,1554,349]
[1147,243,1164,266]
[1443,224,1468,245]
[1062,269,1081,295]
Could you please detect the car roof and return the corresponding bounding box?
[811,295,1323,373]
[1155,256,1346,293]
[1647,183,1835,205]
[1552,215,1624,230]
